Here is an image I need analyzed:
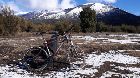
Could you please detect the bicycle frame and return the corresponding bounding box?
[42,32,73,55]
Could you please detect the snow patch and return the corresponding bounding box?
[100,71,140,78]
[85,50,140,67]
[108,39,138,44]
[0,65,40,78]
[116,66,140,74]
[72,34,140,44]
[90,3,113,13]
[67,7,83,15]
[0,65,98,78]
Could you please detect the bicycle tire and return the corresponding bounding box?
[23,47,53,71]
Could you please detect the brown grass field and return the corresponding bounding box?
[0,32,140,78]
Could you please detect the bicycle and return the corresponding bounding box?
[22,27,85,71]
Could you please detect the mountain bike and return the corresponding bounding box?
[22,27,85,71]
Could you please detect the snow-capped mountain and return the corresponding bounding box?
[21,3,140,25]
[22,3,113,19]
[15,12,29,15]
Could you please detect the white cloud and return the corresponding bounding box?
[0,0,21,13]
[16,0,76,11]
[7,2,21,12]
[60,0,76,9]
[0,0,118,12]
[87,0,117,3]
[0,0,76,12]
[29,0,59,10]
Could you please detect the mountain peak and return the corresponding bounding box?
[83,3,94,5]
[94,3,106,6]
[20,3,115,19]
[20,2,140,25]
[91,3,113,13]
[15,12,28,15]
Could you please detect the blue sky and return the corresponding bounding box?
[113,0,140,16]
[0,0,140,16]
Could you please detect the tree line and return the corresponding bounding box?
[0,6,140,36]
[79,7,140,33]
[0,6,55,36]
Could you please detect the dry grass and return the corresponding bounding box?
[0,33,140,77]
[0,33,140,64]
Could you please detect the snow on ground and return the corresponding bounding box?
[100,65,140,78]
[0,50,140,78]
[0,64,97,78]
[85,50,140,67]
[107,39,137,44]
[0,65,40,78]
[116,66,140,74]
[0,33,140,78]
[72,34,140,44]
[100,71,140,78]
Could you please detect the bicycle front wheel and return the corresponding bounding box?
[23,47,52,71]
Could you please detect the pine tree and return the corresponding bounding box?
[0,6,21,35]
[79,7,96,33]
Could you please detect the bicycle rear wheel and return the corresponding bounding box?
[23,47,52,71]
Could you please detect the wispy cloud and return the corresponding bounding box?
[60,0,76,9]
[1,0,117,13]
[29,0,59,10]
[0,0,76,12]
[7,2,21,12]
[0,0,21,13]
[15,0,76,11]
[87,0,117,3]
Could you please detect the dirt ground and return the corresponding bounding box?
[0,32,140,78]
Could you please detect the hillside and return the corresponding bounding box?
[21,3,140,25]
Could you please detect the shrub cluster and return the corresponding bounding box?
[96,22,140,33]
[0,6,55,36]
[0,6,140,36]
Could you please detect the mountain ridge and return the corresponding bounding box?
[20,3,140,25]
